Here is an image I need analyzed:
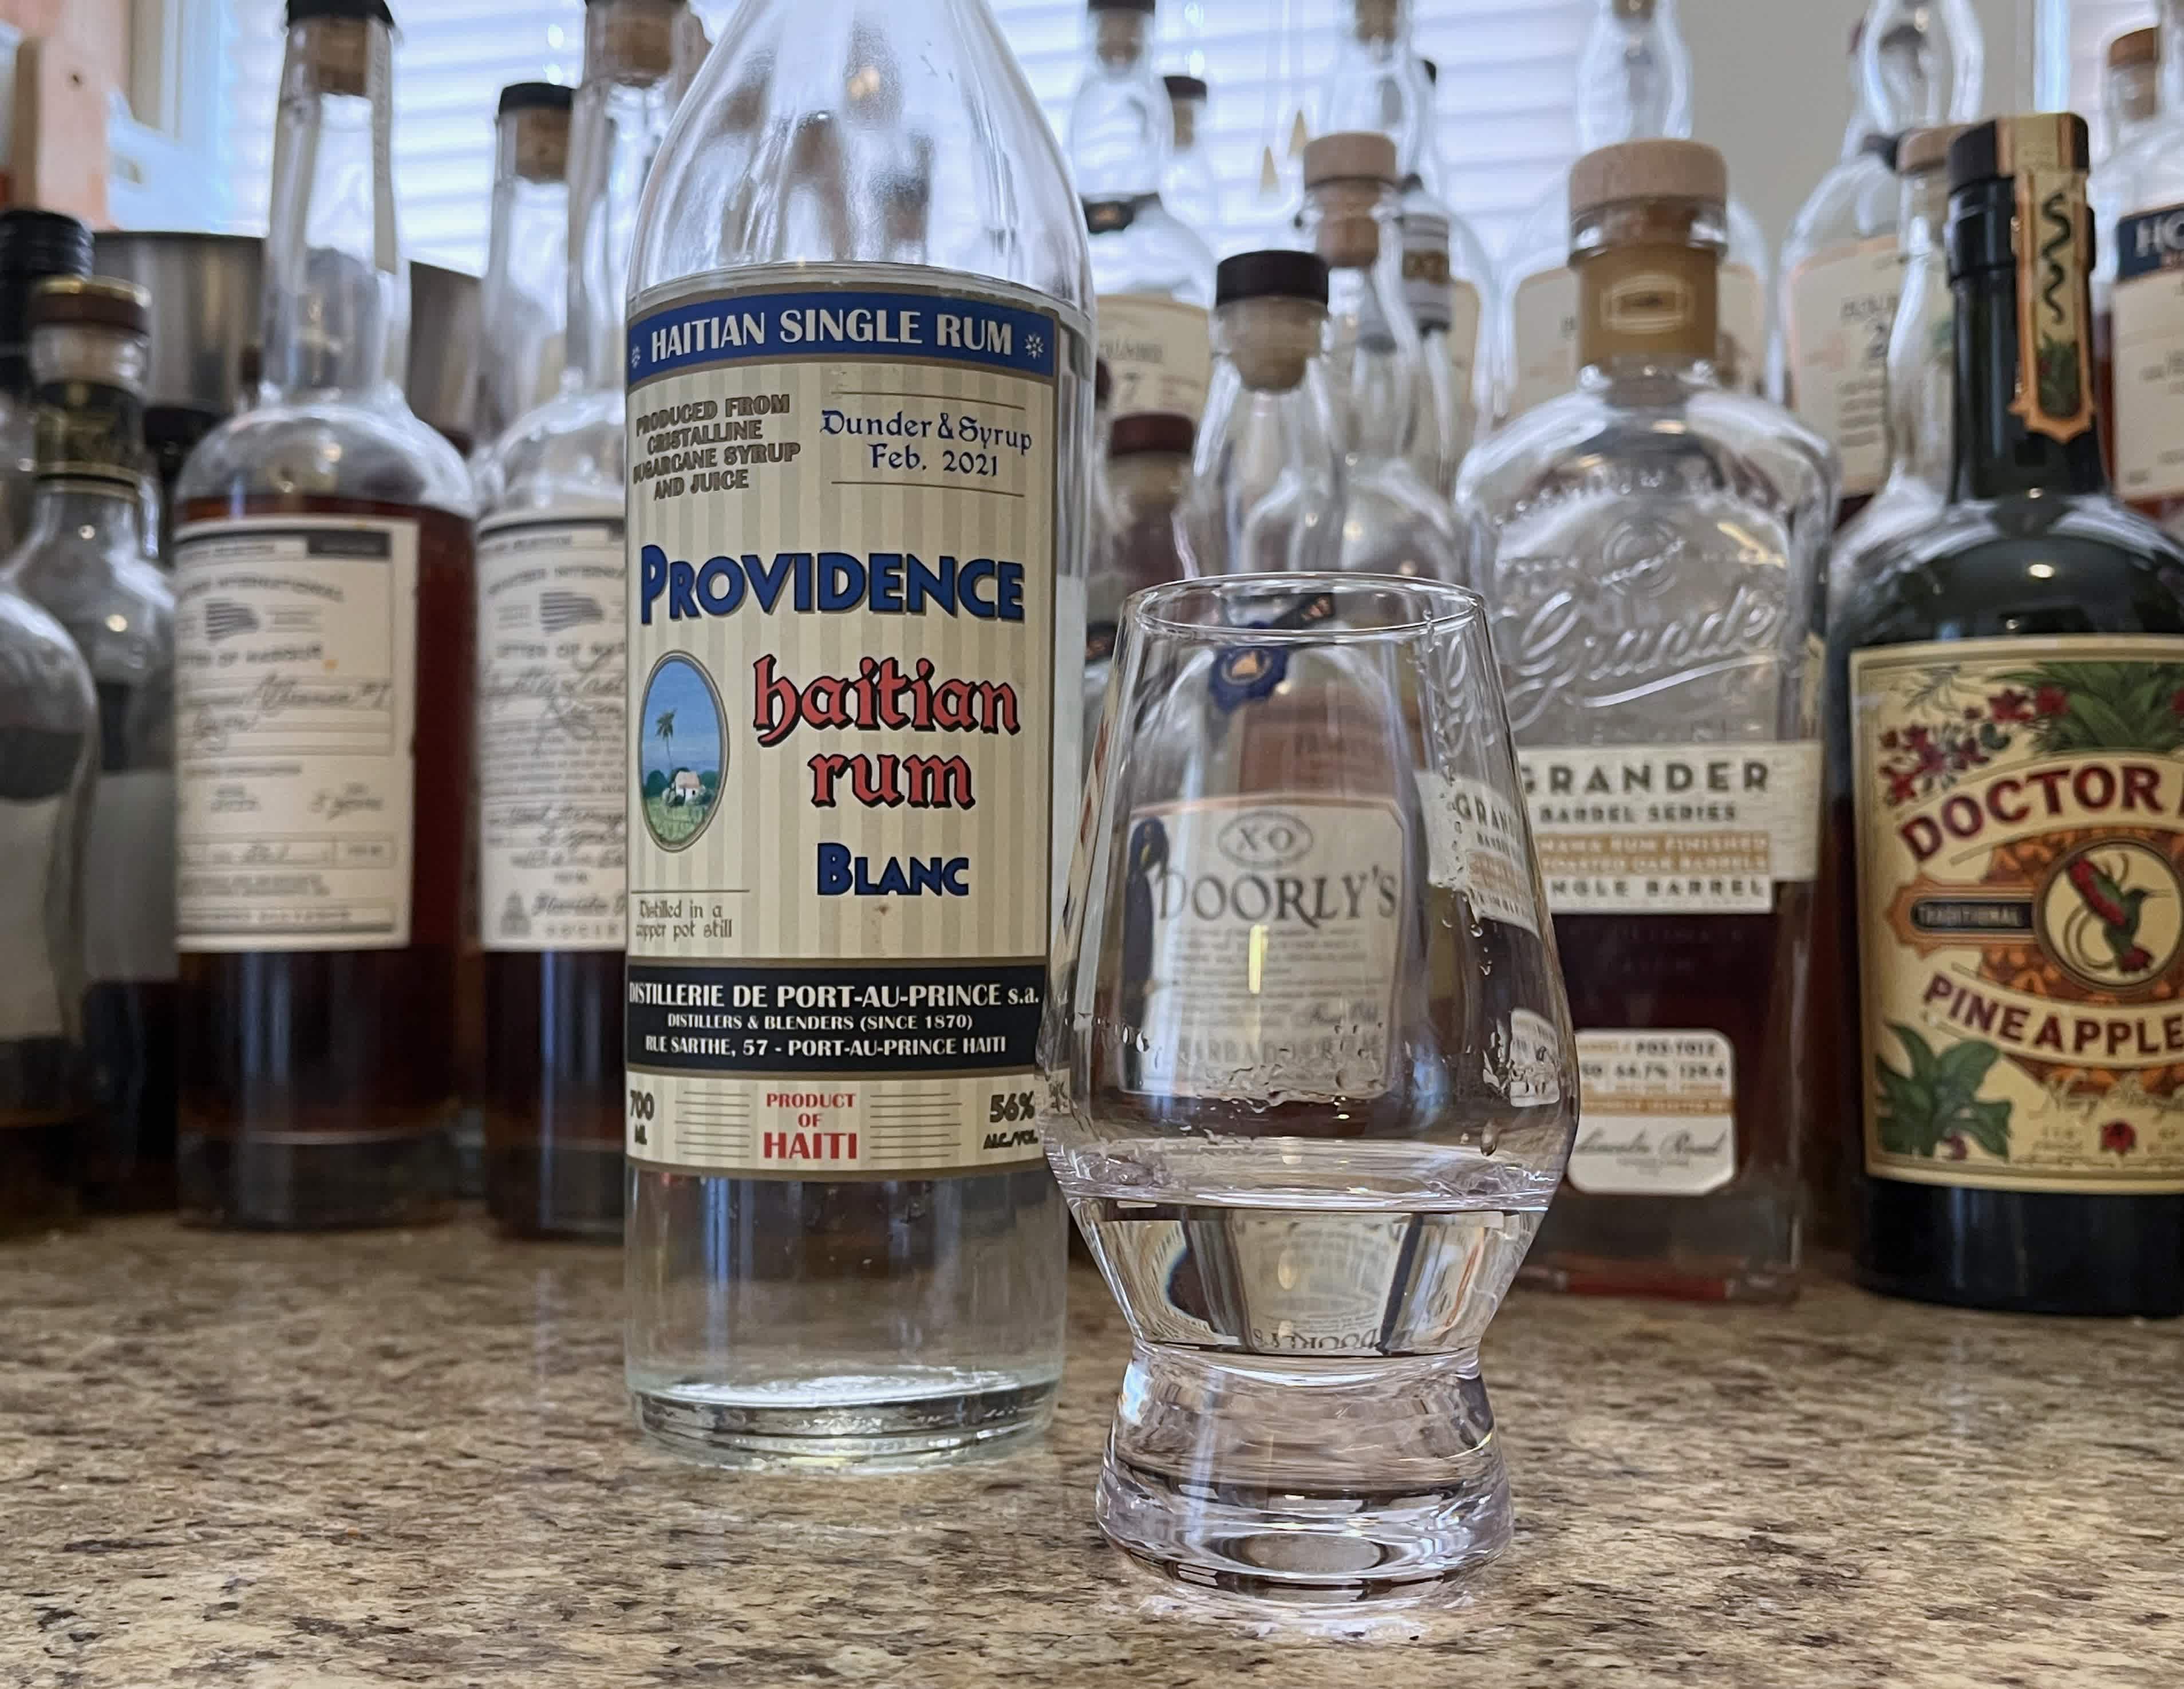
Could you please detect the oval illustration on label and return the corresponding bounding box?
[638,652,726,853]
[2036,838,2184,995]
[1217,808,1316,870]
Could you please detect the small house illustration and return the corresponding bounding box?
[666,767,709,808]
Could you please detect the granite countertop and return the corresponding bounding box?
[3,1217,2181,1688]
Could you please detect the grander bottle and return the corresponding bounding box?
[1832,115,2184,1317]
[1458,140,1835,1300]
[6,278,175,1211]
[173,0,473,1228]
[622,0,1089,1464]
[473,0,694,1240]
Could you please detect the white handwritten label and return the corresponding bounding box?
[1570,1028,1735,1195]
[1097,293,1212,421]
[477,514,626,952]
[172,518,418,950]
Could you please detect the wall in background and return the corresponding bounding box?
[1684,0,2033,254]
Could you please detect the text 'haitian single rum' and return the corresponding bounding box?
[621,0,1091,1467]
[1458,140,1836,1300]
[472,0,697,1241]
[174,0,475,1229]
[1833,115,2184,1317]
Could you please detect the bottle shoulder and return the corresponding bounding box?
[1458,381,1836,517]
[1832,495,2184,656]
[633,2,1092,313]
[476,388,626,520]
[177,397,476,520]
[1781,155,1896,271]
[7,533,175,634]
[1088,211,1215,303]
[0,582,97,728]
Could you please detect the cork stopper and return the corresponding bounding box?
[1302,132,1399,190]
[2110,26,2159,69]
[1570,139,1727,220]
[301,17,377,97]
[1897,124,1969,178]
[1216,251,1328,392]
[597,0,684,78]
[501,86,574,182]
[1352,0,1399,44]
[1110,412,1194,457]
[1612,0,1654,18]
[31,277,149,337]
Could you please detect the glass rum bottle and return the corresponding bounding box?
[1832,116,2184,1317]
[173,0,474,1229]
[1456,140,1835,1300]
[6,279,176,1211]
[474,0,695,1240]
[473,81,575,462]
[623,0,1089,1465]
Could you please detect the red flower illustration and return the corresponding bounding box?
[1886,771,1918,804]
[2170,685,2184,719]
[1881,729,1900,749]
[1989,688,2032,723]
[1964,705,1982,721]
[1944,1134,1968,1160]
[1917,740,1948,775]
[2035,684,2068,717]
[2100,1120,2138,1156]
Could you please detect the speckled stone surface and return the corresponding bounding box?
[3,1217,2181,1687]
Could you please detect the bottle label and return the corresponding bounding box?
[0,794,73,1041]
[84,769,177,982]
[476,514,626,953]
[1416,771,1543,937]
[623,277,1065,1177]
[2110,202,2184,503]
[1568,1029,1735,1195]
[1850,636,2184,1194]
[1786,235,1900,498]
[1119,796,1404,1101]
[172,518,419,950]
[1510,261,1764,416]
[1518,744,1822,915]
[2007,137,2095,444]
[1097,293,1211,421]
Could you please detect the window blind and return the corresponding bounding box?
[200,0,1591,275]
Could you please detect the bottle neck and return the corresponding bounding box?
[1305,177,1419,454]
[1861,0,1980,130]
[1838,52,1873,163]
[29,330,150,548]
[1948,170,2107,503]
[481,115,571,430]
[2161,0,2184,113]
[261,16,405,405]
[1069,9,1169,199]
[2104,62,2160,154]
[1576,0,1692,149]
[1573,199,1721,375]
[1886,168,1953,494]
[566,1,686,394]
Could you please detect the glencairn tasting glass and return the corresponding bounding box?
[1044,574,1578,1600]
[174,0,475,1228]
[623,0,1091,1465]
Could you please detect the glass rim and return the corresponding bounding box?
[1125,573,1487,644]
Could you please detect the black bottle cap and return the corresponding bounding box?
[499,81,574,118]
[1216,249,1329,306]
[1110,412,1195,457]
[1163,74,1207,102]
[1088,0,1157,13]
[287,0,394,23]
[0,207,92,282]
[1421,57,1439,86]
[1947,114,2090,193]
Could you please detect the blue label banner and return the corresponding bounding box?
[630,288,1057,384]
[2117,205,2184,285]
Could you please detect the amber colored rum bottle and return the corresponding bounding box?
[172,0,473,1228]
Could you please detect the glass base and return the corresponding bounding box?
[1097,1343,1511,1603]
[630,1371,1057,1472]
[178,1131,453,1230]
[486,1142,622,1241]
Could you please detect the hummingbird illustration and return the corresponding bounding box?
[2064,855,2158,974]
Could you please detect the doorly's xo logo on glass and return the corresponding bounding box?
[638,653,728,853]
[2036,840,2184,994]
[1217,808,1316,871]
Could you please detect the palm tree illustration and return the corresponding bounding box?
[654,709,675,771]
